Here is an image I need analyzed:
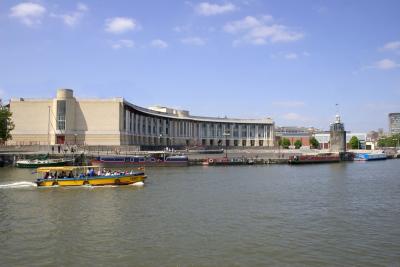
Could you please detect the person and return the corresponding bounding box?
[57,145,61,153]
[89,168,95,177]
[97,169,102,176]
[68,171,73,178]
[51,146,54,154]
[44,172,49,179]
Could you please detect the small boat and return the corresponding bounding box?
[91,154,189,168]
[16,158,74,168]
[288,153,340,164]
[203,157,254,166]
[354,152,387,161]
[35,166,147,187]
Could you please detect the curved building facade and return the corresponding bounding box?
[10,89,275,147]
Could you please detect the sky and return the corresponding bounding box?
[1,0,400,132]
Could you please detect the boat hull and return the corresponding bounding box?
[289,155,340,164]
[16,160,73,168]
[354,153,387,161]
[36,174,146,187]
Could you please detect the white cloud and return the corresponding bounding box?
[181,37,206,46]
[51,3,89,27]
[151,39,168,49]
[105,17,138,34]
[374,59,399,70]
[77,3,88,12]
[281,112,311,122]
[224,15,303,46]
[173,25,191,33]
[111,39,135,49]
[195,2,237,16]
[273,101,305,108]
[284,53,298,60]
[381,41,400,54]
[9,2,46,26]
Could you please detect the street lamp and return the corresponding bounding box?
[222,130,230,158]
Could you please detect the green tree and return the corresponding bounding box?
[349,136,360,149]
[294,140,302,149]
[0,106,14,143]
[377,134,400,147]
[280,138,291,149]
[309,137,320,149]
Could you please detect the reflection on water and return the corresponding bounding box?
[0,161,399,266]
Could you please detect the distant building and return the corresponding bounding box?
[389,113,400,135]
[314,132,330,149]
[9,89,275,147]
[314,132,367,150]
[275,126,320,148]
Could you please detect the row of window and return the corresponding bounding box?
[123,109,273,139]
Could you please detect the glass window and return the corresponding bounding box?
[56,100,66,130]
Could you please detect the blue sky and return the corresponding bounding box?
[1,0,400,132]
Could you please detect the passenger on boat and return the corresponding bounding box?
[68,171,73,178]
[44,172,49,179]
[88,168,95,177]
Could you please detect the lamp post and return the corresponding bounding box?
[222,130,230,158]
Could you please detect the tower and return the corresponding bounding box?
[330,114,346,153]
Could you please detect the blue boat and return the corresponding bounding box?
[354,152,387,161]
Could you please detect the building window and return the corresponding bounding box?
[217,124,222,137]
[242,125,247,138]
[258,125,264,138]
[56,100,66,130]
[202,123,207,137]
[250,125,255,138]
[233,124,239,138]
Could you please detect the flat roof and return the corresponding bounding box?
[123,99,274,124]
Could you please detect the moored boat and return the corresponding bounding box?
[16,158,74,168]
[288,153,341,164]
[35,166,147,187]
[91,154,189,168]
[354,152,387,161]
[203,157,254,166]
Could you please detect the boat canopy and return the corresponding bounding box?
[37,166,100,173]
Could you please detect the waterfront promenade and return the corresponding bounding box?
[1,144,399,166]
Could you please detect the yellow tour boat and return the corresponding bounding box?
[35,166,147,187]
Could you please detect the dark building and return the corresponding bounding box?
[389,113,400,135]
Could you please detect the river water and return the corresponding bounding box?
[0,161,399,266]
